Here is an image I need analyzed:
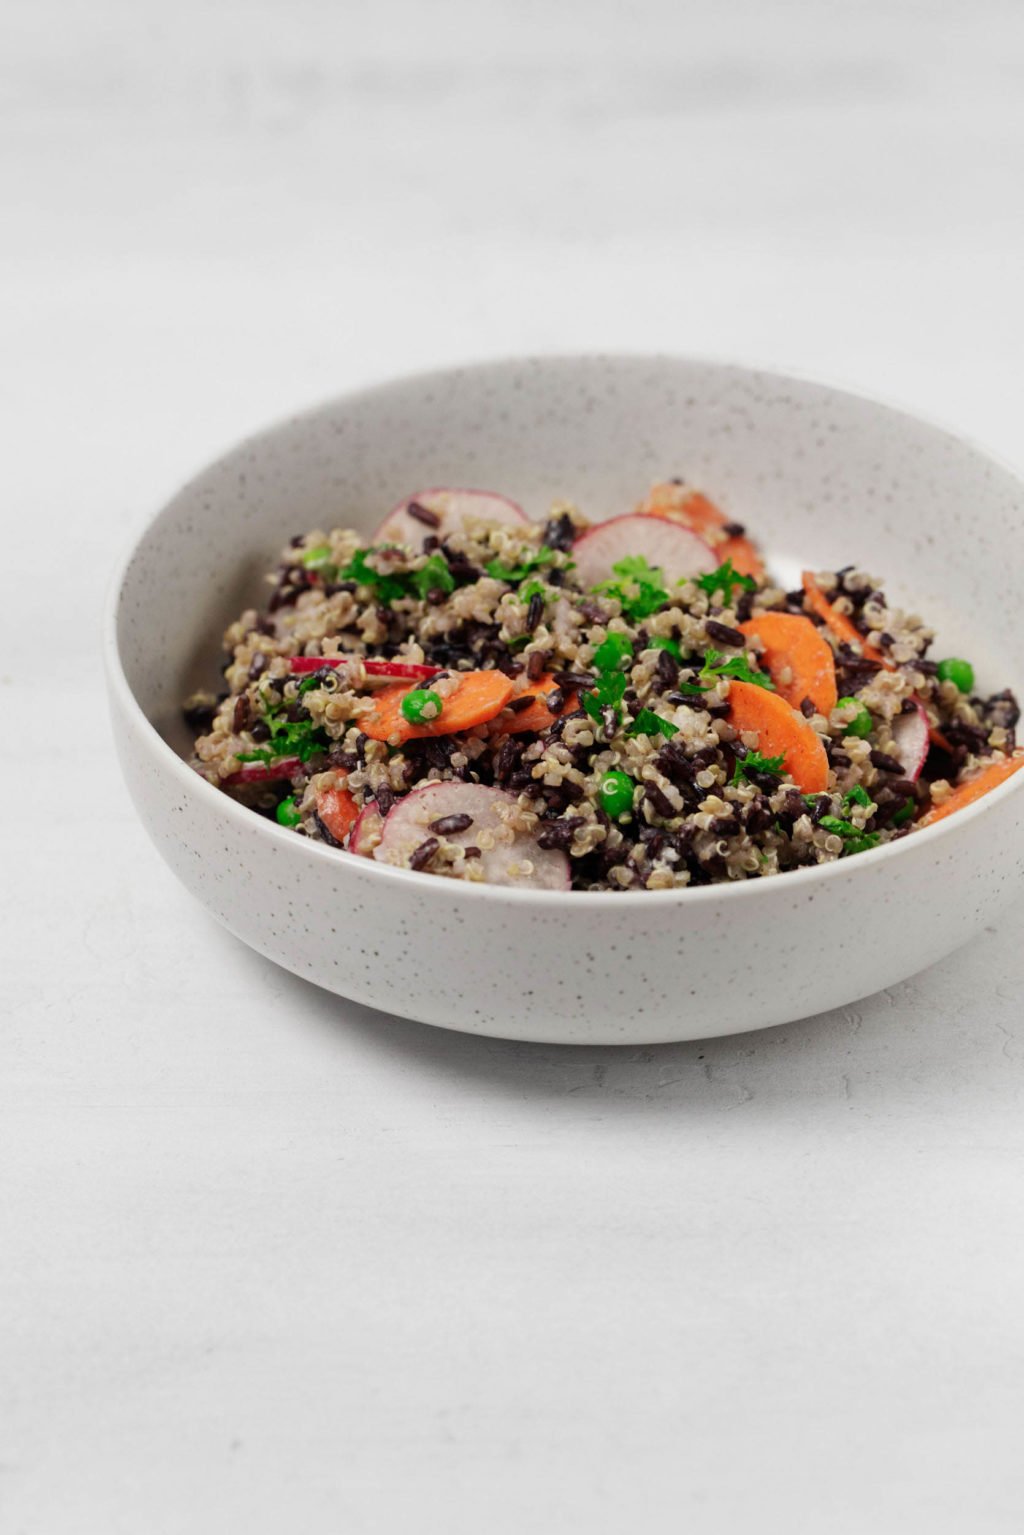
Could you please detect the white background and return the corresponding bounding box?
[4,2,1024,1530]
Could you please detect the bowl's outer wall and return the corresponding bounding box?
[111,357,1024,1043]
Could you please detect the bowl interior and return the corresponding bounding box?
[113,356,1024,758]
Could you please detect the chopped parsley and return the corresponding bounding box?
[731,750,785,786]
[701,647,775,691]
[236,700,327,765]
[819,814,880,856]
[332,547,457,605]
[696,558,757,603]
[413,552,456,599]
[485,547,558,582]
[582,669,628,726]
[592,555,670,622]
[592,632,633,673]
[583,633,633,727]
[628,707,678,741]
[338,548,415,604]
[844,784,873,808]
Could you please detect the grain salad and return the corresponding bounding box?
[185,483,1023,891]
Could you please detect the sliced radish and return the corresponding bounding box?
[374,782,570,890]
[224,756,302,785]
[374,488,528,548]
[572,513,717,590]
[289,655,439,681]
[891,701,930,782]
[349,802,385,856]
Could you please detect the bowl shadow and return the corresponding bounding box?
[216,910,1023,1119]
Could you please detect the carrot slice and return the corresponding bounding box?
[728,680,829,794]
[801,572,956,753]
[639,483,764,579]
[801,571,886,664]
[739,613,838,715]
[918,753,1024,827]
[491,674,580,736]
[359,670,515,744]
[316,786,359,842]
[717,533,763,580]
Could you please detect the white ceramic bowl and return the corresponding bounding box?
[105,356,1024,1044]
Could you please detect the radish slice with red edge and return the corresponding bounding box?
[224,757,302,786]
[374,488,528,548]
[289,656,439,681]
[891,700,930,782]
[349,802,385,856]
[571,513,717,590]
[374,782,570,890]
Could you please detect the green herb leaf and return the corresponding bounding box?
[239,692,329,765]
[844,784,873,808]
[730,750,785,786]
[695,558,757,602]
[583,632,634,726]
[701,648,775,691]
[592,632,634,674]
[412,552,455,600]
[485,547,557,582]
[628,708,678,741]
[593,555,670,622]
[819,814,880,856]
[338,548,413,605]
[519,578,548,602]
[582,669,628,726]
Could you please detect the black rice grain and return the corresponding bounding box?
[542,512,576,551]
[705,619,745,648]
[644,781,677,819]
[429,813,473,835]
[407,500,441,528]
[313,812,344,849]
[410,837,440,871]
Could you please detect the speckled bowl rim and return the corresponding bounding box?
[103,350,1024,908]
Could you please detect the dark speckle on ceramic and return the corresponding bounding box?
[105,356,1024,1044]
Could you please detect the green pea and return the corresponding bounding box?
[647,636,682,660]
[400,688,443,725]
[599,769,635,819]
[836,696,872,738]
[275,795,302,827]
[936,657,974,694]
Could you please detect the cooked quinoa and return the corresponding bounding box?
[185,484,1021,891]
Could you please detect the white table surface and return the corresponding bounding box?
[4,2,1024,1529]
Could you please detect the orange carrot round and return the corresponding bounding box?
[491,674,580,736]
[918,753,1024,827]
[360,670,515,744]
[739,612,838,715]
[728,680,829,794]
[639,482,764,579]
[316,786,359,843]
